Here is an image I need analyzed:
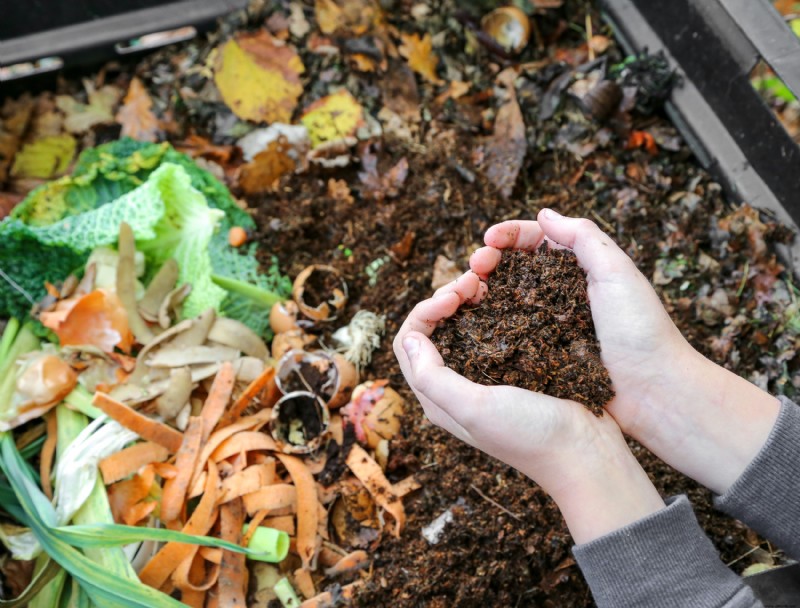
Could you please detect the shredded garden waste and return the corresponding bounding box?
[0,148,409,606]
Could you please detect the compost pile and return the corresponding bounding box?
[1,0,799,606]
[431,246,614,415]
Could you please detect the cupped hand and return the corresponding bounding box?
[469,208,692,444]
[470,209,780,494]
[394,272,639,497]
[392,271,666,542]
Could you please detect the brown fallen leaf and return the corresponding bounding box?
[116,77,159,142]
[315,0,381,36]
[239,138,296,194]
[482,69,526,198]
[214,31,305,124]
[400,33,444,85]
[327,178,354,204]
[358,146,408,202]
[431,255,462,290]
[0,191,23,219]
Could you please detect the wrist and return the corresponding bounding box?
[541,420,665,544]
[630,348,780,494]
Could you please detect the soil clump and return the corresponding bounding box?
[431,246,613,414]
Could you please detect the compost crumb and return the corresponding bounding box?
[431,246,614,414]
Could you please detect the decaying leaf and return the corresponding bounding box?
[0,94,35,182]
[289,2,311,38]
[482,69,526,198]
[358,147,408,202]
[214,31,305,124]
[399,33,444,85]
[431,255,462,290]
[300,90,365,148]
[116,77,159,142]
[239,139,296,194]
[315,0,381,36]
[0,192,23,219]
[56,80,122,133]
[10,134,76,179]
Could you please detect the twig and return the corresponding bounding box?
[469,484,522,521]
[725,545,760,567]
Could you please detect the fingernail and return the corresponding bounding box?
[403,336,419,359]
[544,208,563,220]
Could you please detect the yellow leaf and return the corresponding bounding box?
[300,90,364,148]
[314,0,381,36]
[11,134,76,179]
[116,77,159,142]
[400,33,444,85]
[214,31,305,124]
[56,80,122,133]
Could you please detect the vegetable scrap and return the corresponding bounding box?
[0,186,413,606]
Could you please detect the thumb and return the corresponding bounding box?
[537,209,634,277]
[401,331,484,419]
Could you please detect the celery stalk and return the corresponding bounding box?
[63,385,103,419]
[55,406,137,579]
[0,322,40,428]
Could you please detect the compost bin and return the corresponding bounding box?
[1,0,799,606]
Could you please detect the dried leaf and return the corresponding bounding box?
[214,31,305,124]
[300,90,365,148]
[358,148,408,202]
[10,134,76,179]
[315,0,381,36]
[431,255,462,290]
[399,33,444,85]
[116,77,159,142]
[289,2,311,38]
[483,75,526,198]
[56,80,122,133]
[239,139,296,194]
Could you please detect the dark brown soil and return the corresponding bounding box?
[431,246,614,415]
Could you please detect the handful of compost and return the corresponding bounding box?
[431,245,614,415]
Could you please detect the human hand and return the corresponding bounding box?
[393,272,665,543]
[470,209,780,494]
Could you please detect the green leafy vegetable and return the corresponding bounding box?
[0,138,289,336]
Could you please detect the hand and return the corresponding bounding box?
[470,209,780,494]
[393,272,665,543]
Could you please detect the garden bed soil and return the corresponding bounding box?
[431,246,614,415]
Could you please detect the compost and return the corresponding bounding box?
[431,246,614,415]
[1,0,798,606]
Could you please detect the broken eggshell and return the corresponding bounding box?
[341,380,404,448]
[269,300,301,334]
[276,349,358,409]
[269,390,330,454]
[481,7,530,55]
[292,265,348,323]
[2,354,78,430]
[271,329,317,360]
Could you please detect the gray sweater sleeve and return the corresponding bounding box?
[572,496,761,607]
[572,396,800,607]
[714,396,800,561]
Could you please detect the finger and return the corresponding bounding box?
[483,220,546,250]
[465,280,488,306]
[469,246,502,279]
[395,292,461,341]
[537,209,635,277]
[400,332,486,426]
[418,400,475,447]
[432,271,481,301]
